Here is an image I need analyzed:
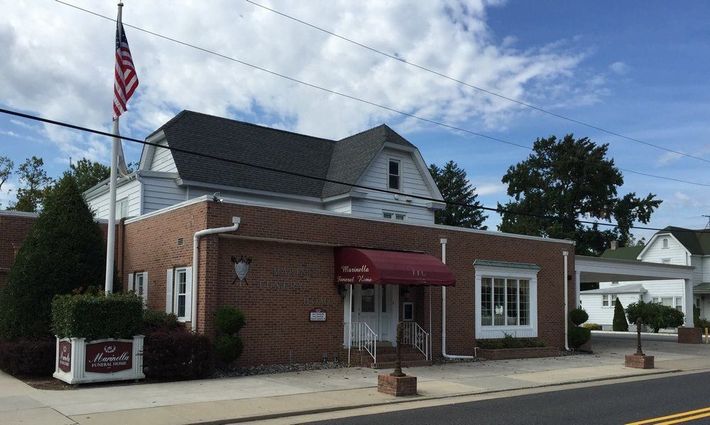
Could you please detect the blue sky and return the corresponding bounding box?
[1,0,709,239]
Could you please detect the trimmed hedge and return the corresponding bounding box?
[143,330,214,380]
[142,310,181,334]
[52,292,143,340]
[583,323,603,331]
[0,338,55,377]
[214,306,245,366]
[613,298,629,331]
[215,307,246,335]
[568,326,591,349]
[569,308,589,327]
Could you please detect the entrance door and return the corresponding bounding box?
[348,284,399,343]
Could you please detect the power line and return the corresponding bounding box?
[53,0,710,190]
[244,0,710,165]
[0,106,698,234]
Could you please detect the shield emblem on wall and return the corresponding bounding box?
[231,256,252,284]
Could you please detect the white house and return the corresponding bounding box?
[580,227,710,329]
[85,110,445,225]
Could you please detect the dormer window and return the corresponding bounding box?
[662,238,669,249]
[388,159,400,190]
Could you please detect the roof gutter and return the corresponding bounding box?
[191,216,241,332]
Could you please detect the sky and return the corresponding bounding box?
[1,0,709,239]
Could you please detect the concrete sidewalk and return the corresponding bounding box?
[2,336,710,425]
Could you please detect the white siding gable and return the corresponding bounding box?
[639,234,689,265]
[350,147,438,224]
[149,140,178,173]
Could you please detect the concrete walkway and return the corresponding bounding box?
[2,335,710,425]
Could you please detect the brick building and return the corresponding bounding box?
[0,211,38,289]
[121,197,574,366]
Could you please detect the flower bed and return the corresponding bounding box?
[477,346,560,360]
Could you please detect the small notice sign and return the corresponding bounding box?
[309,308,326,322]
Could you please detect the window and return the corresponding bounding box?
[388,159,400,190]
[602,294,616,307]
[166,267,192,321]
[480,277,531,327]
[129,272,148,304]
[475,261,538,339]
[403,302,414,321]
[116,197,129,219]
[383,211,406,221]
[662,258,671,264]
[662,238,669,249]
[652,296,683,311]
[361,284,375,313]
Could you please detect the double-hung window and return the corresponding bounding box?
[388,159,400,190]
[602,294,616,307]
[128,271,148,305]
[475,260,539,339]
[166,266,192,322]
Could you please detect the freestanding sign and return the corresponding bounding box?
[53,336,144,384]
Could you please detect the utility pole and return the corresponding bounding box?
[703,215,710,229]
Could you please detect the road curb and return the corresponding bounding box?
[188,368,684,425]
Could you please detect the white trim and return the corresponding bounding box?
[83,172,138,199]
[0,210,38,218]
[165,269,174,314]
[125,196,575,246]
[176,178,324,205]
[387,158,401,191]
[138,131,167,171]
[474,263,539,339]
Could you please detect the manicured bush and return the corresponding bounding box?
[52,292,143,340]
[613,298,629,331]
[142,330,214,380]
[569,308,589,326]
[568,326,591,349]
[215,306,246,335]
[476,335,545,349]
[0,338,55,377]
[582,323,602,331]
[0,175,107,339]
[142,310,181,334]
[626,301,685,333]
[214,335,244,364]
[213,306,246,366]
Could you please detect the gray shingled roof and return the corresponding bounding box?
[152,111,416,198]
[582,283,647,294]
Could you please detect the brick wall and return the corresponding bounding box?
[0,212,37,289]
[123,200,576,367]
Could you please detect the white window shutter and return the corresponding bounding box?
[184,267,193,321]
[143,272,149,306]
[166,269,174,314]
[127,273,134,293]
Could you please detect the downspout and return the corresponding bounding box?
[441,238,474,360]
[191,216,241,332]
[563,250,570,351]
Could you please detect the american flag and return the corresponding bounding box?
[113,22,139,120]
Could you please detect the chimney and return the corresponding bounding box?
[610,240,618,251]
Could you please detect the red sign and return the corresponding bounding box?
[85,341,132,373]
[58,341,71,373]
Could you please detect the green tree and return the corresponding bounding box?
[0,156,13,208]
[499,135,661,255]
[612,298,628,331]
[68,158,110,193]
[429,160,487,229]
[0,175,106,339]
[626,301,684,333]
[9,156,53,212]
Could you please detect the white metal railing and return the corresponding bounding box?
[346,322,378,365]
[401,321,430,360]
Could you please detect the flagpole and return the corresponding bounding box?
[105,2,124,295]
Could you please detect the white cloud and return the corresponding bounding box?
[1,0,602,163]
[475,182,507,196]
[609,61,629,75]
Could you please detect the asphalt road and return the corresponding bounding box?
[306,372,710,425]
